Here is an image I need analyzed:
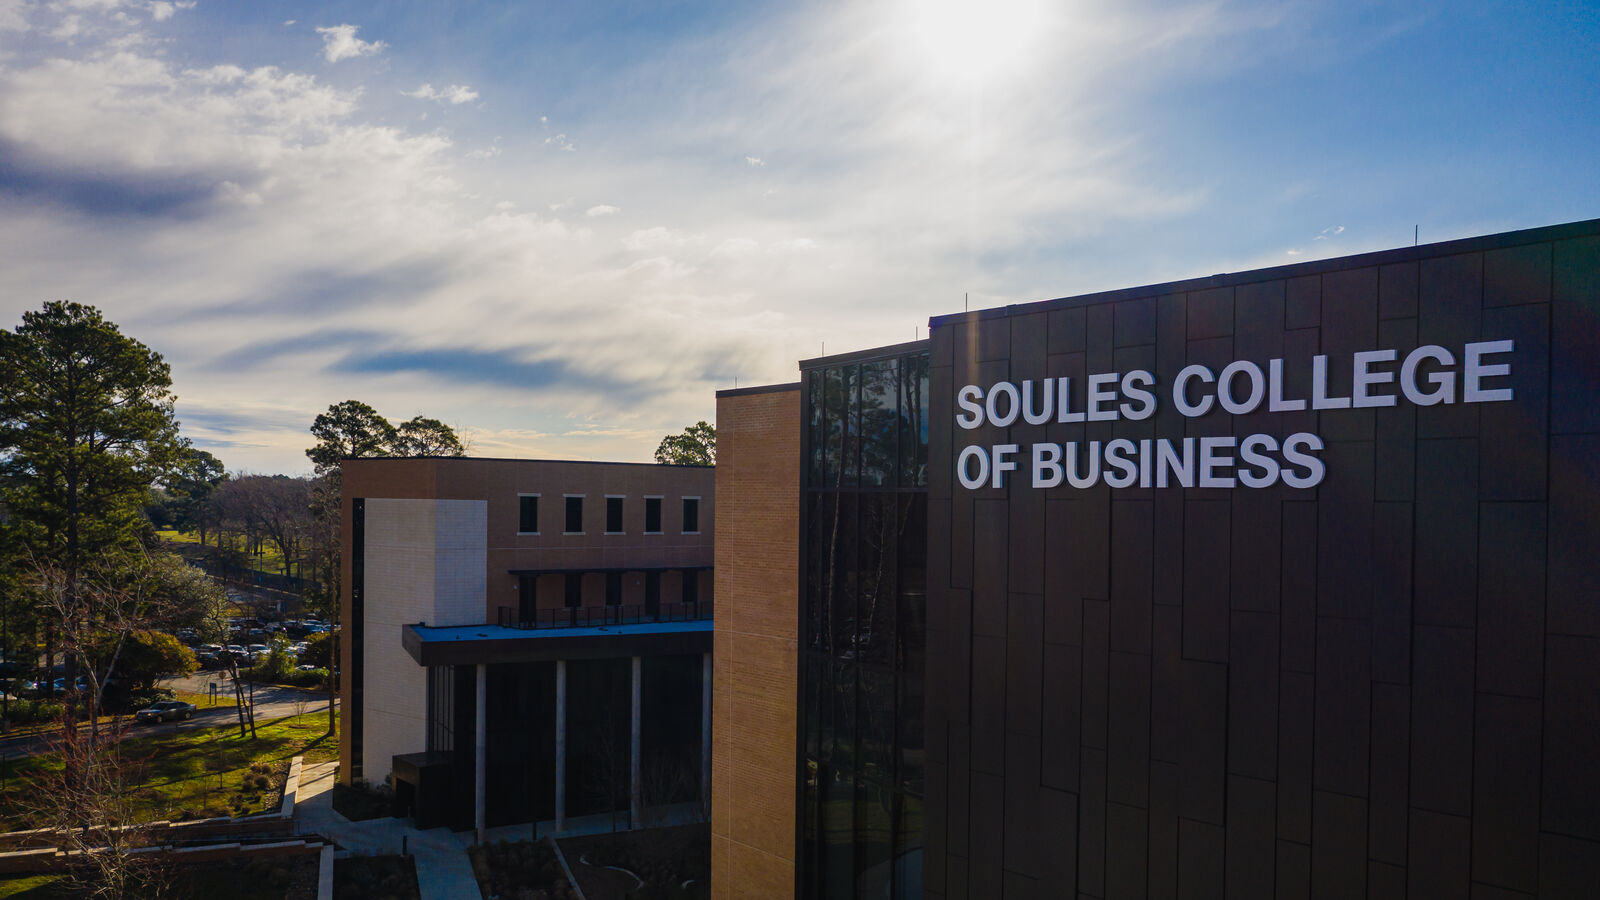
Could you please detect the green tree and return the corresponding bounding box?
[161,446,225,544]
[0,301,183,702]
[654,421,716,466]
[305,400,397,477]
[298,630,334,669]
[393,415,467,457]
[103,629,196,691]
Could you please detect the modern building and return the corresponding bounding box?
[713,218,1600,898]
[337,456,716,839]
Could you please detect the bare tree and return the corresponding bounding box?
[212,474,314,578]
[25,550,210,753]
[198,589,255,739]
[22,725,171,900]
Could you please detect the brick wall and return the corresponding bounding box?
[712,384,802,900]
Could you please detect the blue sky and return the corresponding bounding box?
[1,0,1595,473]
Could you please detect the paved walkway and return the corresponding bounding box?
[294,762,481,900]
[294,762,706,899]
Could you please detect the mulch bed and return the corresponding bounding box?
[557,823,709,900]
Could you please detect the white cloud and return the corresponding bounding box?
[404,82,479,105]
[745,155,764,167]
[625,227,687,251]
[1313,224,1345,240]
[284,19,296,26]
[316,24,385,64]
[585,205,619,217]
[147,1,193,22]
[543,132,574,151]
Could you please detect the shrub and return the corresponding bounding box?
[5,699,66,725]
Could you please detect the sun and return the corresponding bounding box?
[900,0,1053,89]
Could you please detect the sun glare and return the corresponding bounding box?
[902,0,1052,88]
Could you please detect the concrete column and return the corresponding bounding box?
[701,651,712,820]
[630,655,642,829]
[475,662,487,845]
[555,659,567,834]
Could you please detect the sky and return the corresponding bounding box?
[0,0,1595,475]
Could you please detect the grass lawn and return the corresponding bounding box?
[174,689,237,709]
[156,529,291,576]
[0,874,68,899]
[0,711,339,828]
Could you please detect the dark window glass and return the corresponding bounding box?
[897,494,927,674]
[802,761,821,893]
[809,371,825,485]
[683,568,699,605]
[859,358,898,486]
[564,572,582,608]
[798,349,930,900]
[839,365,860,486]
[645,571,661,616]
[806,493,828,652]
[606,496,623,533]
[682,498,699,533]
[565,496,583,533]
[605,572,621,606]
[854,780,893,896]
[822,763,855,899]
[829,493,857,656]
[857,495,897,665]
[892,793,924,900]
[804,652,823,758]
[645,497,662,532]
[899,352,929,487]
[427,665,454,753]
[518,495,538,532]
[517,575,537,623]
[857,665,895,779]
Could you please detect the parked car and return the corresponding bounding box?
[135,700,197,723]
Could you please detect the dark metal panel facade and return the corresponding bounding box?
[922,220,1600,896]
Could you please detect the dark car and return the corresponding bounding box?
[135,700,197,723]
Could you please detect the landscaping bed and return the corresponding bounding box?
[334,854,421,900]
[468,837,577,899]
[558,823,710,900]
[0,854,319,899]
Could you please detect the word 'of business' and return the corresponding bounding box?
[955,340,1515,490]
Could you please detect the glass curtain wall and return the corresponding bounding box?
[799,348,928,900]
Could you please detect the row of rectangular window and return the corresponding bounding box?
[517,494,700,535]
[518,570,700,613]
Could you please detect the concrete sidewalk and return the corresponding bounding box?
[294,761,482,900]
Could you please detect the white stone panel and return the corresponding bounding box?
[361,498,486,783]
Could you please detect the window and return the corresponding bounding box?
[606,572,622,606]
[564,495,584,533]
[645,571,661,616]
[564,572,582,608]
[606,496,624,533]
[683,569,699,605]
[518,495,539,533]
[682,497,700,534]
[645,497,663,533]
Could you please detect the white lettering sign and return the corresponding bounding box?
[955,340,1513,490]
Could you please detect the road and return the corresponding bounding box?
[0,671,334,759]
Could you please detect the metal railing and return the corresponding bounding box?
[495,601,712,630]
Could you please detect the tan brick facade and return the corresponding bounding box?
[712,385,801,900]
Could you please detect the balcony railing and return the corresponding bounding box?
[495,601,713,630]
